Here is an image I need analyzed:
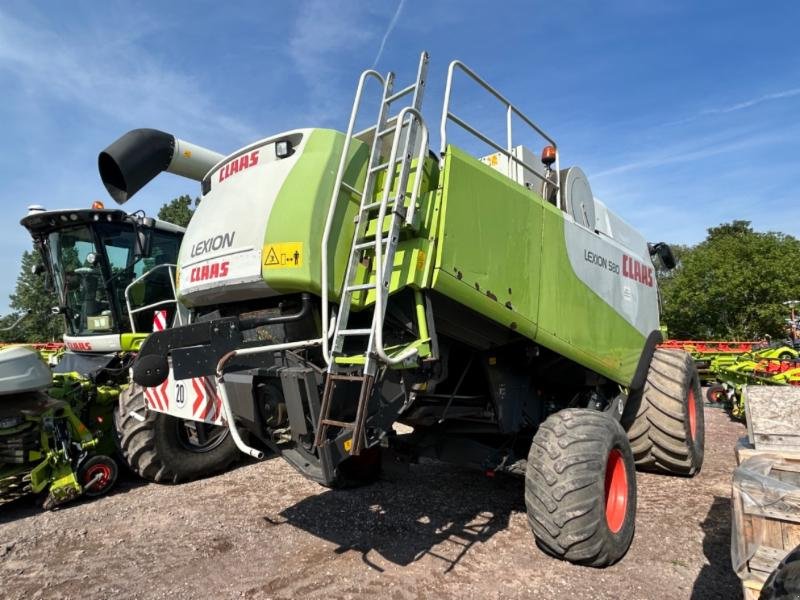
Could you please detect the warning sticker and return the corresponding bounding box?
[262,242,303,269]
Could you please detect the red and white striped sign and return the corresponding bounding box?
[144,373,224,426]
[152,310,168,332]
[144,379,170,411]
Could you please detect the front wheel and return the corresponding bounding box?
[115,383,240,483]
[79,455,118,497]
[525,409,637,567]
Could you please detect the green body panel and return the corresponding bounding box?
[536,203,647,385]
[121,333,148,352]
[264,129,369,298]
[349,157,440,309]
[431,146,646,386]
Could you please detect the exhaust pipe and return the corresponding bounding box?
[98,128,225,204]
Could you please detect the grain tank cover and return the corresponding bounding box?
[0,347,51,395]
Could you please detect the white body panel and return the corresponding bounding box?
[564,213,659,336]
[63,334,122,353]
[177,129,312,307]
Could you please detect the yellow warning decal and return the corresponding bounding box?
[343,438,352,452]
[262,242,303,269]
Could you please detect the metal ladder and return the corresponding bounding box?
[315,52,430,455]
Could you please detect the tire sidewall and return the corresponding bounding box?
[151,412,238,481]
[683,361,705,473]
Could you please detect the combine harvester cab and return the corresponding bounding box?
[100,52,703,566]
[18,205,238,488]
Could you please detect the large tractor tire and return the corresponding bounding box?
[115,383,239,483]
[525,409,637,567]
[624,349,704,476]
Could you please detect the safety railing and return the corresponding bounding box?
[320,69,388,365]
[439,60,562,209]
[124,263,183,333]
[372,106,429,365]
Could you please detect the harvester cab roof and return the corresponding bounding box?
[20,206,185,352]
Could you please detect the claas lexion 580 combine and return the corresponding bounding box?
[98,53,702,566]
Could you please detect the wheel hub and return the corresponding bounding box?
[604,448,628,534]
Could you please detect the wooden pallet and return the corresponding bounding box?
[741,576,763,600]
[732,443,800,588]
[744,385,800,451]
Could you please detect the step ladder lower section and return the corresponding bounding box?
[313,373,375,456]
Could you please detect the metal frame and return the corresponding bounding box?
[320,69,386,366]
[439,60,563,210]
[123,263,182,333]
[372,106,429,365]
[214,338,324,459]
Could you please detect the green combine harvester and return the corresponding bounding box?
[97,53,703,566]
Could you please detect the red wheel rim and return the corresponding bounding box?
[604,449,628,534]
[83,463,112,493]
[687,387,697,440]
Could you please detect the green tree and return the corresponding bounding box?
[157,195,200,228]
[0,249,62,342]
[660,221,800,340]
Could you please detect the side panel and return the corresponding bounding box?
[431,146,542,340]
[537,204,654,384]
[432,146,653,386]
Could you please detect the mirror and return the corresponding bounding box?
[650,242,677,270]
[133,224,154,259]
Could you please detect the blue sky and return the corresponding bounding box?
[1,1,799,313]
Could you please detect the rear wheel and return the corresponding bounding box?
[115,383,239,483]
[624,349,704,476]
[525,409,637,567]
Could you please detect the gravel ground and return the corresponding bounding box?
[0,406,744,600]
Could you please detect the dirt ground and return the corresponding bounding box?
[0,405,745,600]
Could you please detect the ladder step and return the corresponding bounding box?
[354,238,387,250]
[369,158,402,174]
[328,374,367,382]
[319,419,355,429]
[385,83,416,104]
[340,181,362,196]
[345,283,375,292]
[338,328,372,336]
[361,199,395,212]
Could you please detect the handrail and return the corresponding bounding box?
[320,69,386,366]
[373,106,429,365]
[439,60,563,210]
[124,263,182,333]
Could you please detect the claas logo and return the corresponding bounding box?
[218,150,259,183]
[188,261,230,283]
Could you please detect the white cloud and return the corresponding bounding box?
[372,0,406,68]
[0,8,255,145]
